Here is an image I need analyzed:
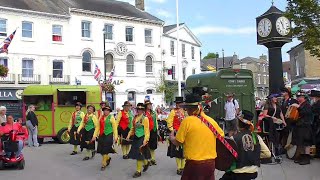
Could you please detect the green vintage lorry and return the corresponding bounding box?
[186,69,255,123]
[22,85,102,144]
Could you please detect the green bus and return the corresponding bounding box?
[22,85,102,144]
[186,69,255,122]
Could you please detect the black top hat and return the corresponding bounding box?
[296,90,307,97]
[174,97,184,103]
[267,93,280,99]
[102,106,112,112]
[181,94,201,108]
[122,101,132,107]
[144,100,153,105]
[136,103,145,110]
[310,90,320,97]
[225,92,234,97]
[75,102,82,108]
[86,105,96,112]
[241,110,254,121]
[100,101,107,105]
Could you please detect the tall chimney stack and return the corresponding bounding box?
[135,0,145,11]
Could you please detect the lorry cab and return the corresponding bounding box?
[186,69,255,122]
[22,85,102,144]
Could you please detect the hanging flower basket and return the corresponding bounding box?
[100,82,115,92]
[0,65,8,77]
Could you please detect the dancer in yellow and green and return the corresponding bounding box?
[77,105,100,161]
[68,102,85,155]
[117,101,134,159]
[97,105,118,171]
[126,103,151,178]
[144,100,158,165]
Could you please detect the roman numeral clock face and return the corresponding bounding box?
[276,16,290,36]
[258,18,272,38]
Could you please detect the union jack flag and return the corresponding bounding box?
[107,66,115,83]
[0,30,16,54]
[94,63,102,82]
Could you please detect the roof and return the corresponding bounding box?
[0,0,163,23]
[258,5,284,18]
[163,23,184,33]
[287,43,304,54]
[201,55,238,71]
[233,57,267,65]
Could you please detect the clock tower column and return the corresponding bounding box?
[256,5,292,94]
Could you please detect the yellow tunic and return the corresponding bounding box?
[67,111,85,131]
[77,113,100,139]
[166,108,187,132]
[128,114,150,144]
[175,112,224,161]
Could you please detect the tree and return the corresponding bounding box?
[156,70,178,103]
[286,0,320,58]
[203,52,219,59]
[0,65,8,77]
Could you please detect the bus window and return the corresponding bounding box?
[24,95,53,111]
[57,90,86,106]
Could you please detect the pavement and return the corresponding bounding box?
[1,140,320,180]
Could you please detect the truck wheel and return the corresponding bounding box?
[0,160,3,170]
[57,128,70,144]
[38,138,44,144]
[52,137,59,143]
[17,159,25,170]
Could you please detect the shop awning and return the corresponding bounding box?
[57,88,87,92]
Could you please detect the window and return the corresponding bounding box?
[22,59,34,78]
[263,64,266,72]
[182,43,185,58]
[295,55,300,76]
[104,24,113,40]
[53,61,63,78]
[182,67,186,80]
[106,53,114,72]
[106,92,115,110]
[82,51,91,72]
[191,46,195,59]
[128,91,136,105]
[240,63,247,69]
[0,19,7,37]
[22,21,33,38]
[145,29,152,44]
[126,54,134,73]
[192,68,196,75]
[263,75,267,84]
[57,90,86,106]
[52,25,62,42]
[146,89,153,94]
[146,56,153,73]
[126,27,133,42]
[170,40,175,56]
[172,65,176,80]
[257,74,261,84]
[81,21,91,38]
[0,57,8,67]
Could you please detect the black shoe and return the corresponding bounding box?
[176,169,183,175]
[150,160,157,166]
[101,166,106,171]
[124,155,129,159]
[132,172,142,178]
[123,155,126,159]
[106,158,111,166]
[83,157,90,161]
[299,155,311,165]
[70,151,78,155]
[294,156,301,163]
[143,162,150,172]
[91,150,96,159]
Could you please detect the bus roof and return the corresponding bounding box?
[23,85,100,96]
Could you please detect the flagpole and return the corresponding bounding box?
[176,0,181,96]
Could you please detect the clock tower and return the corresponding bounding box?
[256,4,292,94]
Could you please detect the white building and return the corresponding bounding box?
[0,0,164,110]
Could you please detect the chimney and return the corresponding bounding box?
[260,54,268,61]
[135,0,145,11]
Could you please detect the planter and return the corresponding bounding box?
[100,82,115,92]
[0,65,8,77]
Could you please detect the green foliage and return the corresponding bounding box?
[156,73,178,103]
[286,0,320,59]
[0,65,8,77]
[203,52,219,59]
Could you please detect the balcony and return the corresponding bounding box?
[18,74,41,84]
[0,73,15,84]
[49,75,70,85]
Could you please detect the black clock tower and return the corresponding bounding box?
[256,5,292,94]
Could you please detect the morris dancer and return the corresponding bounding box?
[68,102,85,155]
[97,105,118,171]
[144,100,158,165]
[166,97,187,175]
[77,105,100,161]
[291,91,313,165]
[220,110,271,180]
[96,101,107,120]
[126,103,151,178]
[117,101,134,159]
[310,90,320,158]
[169,94,224,180]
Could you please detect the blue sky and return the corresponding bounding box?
[124,0,300,61]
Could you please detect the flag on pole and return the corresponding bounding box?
[0,30,17,54]
[94,63,102,82]
[107,66,115,83]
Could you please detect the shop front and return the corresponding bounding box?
[0,88,24,120]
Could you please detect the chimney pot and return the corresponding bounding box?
[135,0,145,11]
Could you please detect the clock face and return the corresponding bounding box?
[115,42,127,56]
[276,16,290,36]
[258,18,272,38]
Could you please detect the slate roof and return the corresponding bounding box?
[258,5,283,17]
[163,23,185,33]
[0,0,163,23]
[201,55,238,71]
[233,57,267,65]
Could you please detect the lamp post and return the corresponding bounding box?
[103,28,107,82]
[215,52,218,70]
[222,49,225,68]
[176,0,181,96]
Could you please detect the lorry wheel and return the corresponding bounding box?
[38,138,44,144]
[0,160,3,170]
[52,137,59,143]
[17,159,25,170]
[57,128,70,144]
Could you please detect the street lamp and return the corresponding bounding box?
[176,0,181,96]
[215,52,218,70]
[222,49,225,68]
[103,28,107,81]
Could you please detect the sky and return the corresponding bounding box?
[123,0,300,61]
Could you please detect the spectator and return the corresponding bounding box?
[224,93,240,137]
[26,105,40,147]
[0,106,7,125]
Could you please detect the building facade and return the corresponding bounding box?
[0,0,165,110]
[233,56,269,98]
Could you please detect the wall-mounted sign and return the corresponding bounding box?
[112,80,124,85]
[115,42,128,56]
[0,89,24,100]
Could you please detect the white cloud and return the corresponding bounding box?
[192,26,256,35]
[156,9,173,18]
[150,0,167,3]
[121,0,135,5]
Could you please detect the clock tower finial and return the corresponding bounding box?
[271,0,274,6]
